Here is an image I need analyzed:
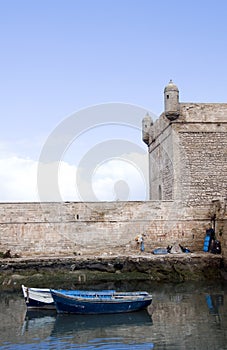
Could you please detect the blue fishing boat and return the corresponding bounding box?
[50,289,152,314]
[22,285,116,310]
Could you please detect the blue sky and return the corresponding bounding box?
[0,0,227,201]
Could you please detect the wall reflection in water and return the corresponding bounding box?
[0,282,226,350]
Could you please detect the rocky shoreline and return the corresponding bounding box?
[0,252,225,291]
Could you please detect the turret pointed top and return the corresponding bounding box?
[142,112,153,124]
[144,112,151,118]
[164,79,179,92]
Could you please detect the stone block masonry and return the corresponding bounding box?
[142,82,227,264]
[146,105,227,205]
[178,131,227,207]
[0,201,225,259]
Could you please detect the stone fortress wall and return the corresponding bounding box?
[0,200,226,260]
[142,81,227,261]
[0,81,226,263]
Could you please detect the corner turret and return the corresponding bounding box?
[142,112,153,145]
[164,80,180,121]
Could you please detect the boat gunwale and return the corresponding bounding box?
[51,289,152,304]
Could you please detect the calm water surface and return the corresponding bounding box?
[0,281,226,349]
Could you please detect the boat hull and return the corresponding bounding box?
[51,290,152,314]
[22,285,55,310]
[23,297,55,310]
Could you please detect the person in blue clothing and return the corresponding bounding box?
[206,223,215,251]
[206,223,215,240]
[135,234,145,252]
[140,235,145,252]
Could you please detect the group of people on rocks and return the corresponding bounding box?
[134,223,221,254]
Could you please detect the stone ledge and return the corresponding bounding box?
[0,252,224,284]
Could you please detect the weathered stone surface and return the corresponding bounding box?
[0,201,225,259]
[0,252,224,291]
[143,91,227,262]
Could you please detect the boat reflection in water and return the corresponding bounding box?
[52,309,152,333]
[22,309,154,349]
[21,310,56,336]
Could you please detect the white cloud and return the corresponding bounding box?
[0,152,148,202]
[0,156,38,202]
[58,161,79,200]
[92,156,148,201]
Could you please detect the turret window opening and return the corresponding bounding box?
[159,185,162,200]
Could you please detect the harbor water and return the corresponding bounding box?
[0,281,226,350]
